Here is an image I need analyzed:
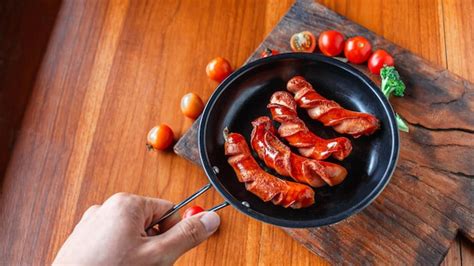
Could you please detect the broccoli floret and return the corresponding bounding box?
[380,66,409,132]
[380,66,406,99]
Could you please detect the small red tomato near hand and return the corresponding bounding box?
[146,124,174,151]
[290,31,316,53]
[318,30,345,56]
[368,49,394,74]
[344,36,372,64]
[206,57,233,82]
[182,205,205,218]
[260,48,279,58]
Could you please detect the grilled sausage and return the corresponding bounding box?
[251,117,347,187]
[287,76,380,137]
[225,131,315,208]
[268,91,352,160]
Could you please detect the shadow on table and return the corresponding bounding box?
[0,0,63,184]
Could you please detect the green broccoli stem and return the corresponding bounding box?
[380,66,408,133]
[395,113,409,132]
[381,77,391,99]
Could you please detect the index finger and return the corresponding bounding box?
[141,196,175,229]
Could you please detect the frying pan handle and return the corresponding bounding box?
[146,183,229,231]
[207,201,229,212]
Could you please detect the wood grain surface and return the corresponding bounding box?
[0,0,62,183]
[174,0,474,264]
[0,0,471,265]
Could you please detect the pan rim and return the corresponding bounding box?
[198,53,400,228]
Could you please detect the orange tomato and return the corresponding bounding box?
[181,93,204,119]
[290,31,316,53]
[206,57,233,82]
[146,124,174,151]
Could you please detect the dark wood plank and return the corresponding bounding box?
[0,0,62,181]
[438,0,474,262]
[174,0,473,264]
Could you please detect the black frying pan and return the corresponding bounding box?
[152,53,399,229]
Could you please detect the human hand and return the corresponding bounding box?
[53,193,220,265]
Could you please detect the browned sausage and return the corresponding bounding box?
[287,76,380,137]
[251,117,348,187]
[225,132,315,208]
[268,91,352,160]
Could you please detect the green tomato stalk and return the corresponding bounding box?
[380,66,409,132]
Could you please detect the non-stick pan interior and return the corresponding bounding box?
[199,53,399,227]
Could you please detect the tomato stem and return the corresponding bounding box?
[146,143,154,151]
[262,48,271,57]
[223,127,229,140]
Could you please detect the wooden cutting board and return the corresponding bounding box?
[174,0,473,264]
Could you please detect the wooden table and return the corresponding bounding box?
[0,0,472,265]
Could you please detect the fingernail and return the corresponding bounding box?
[199,212,220,233]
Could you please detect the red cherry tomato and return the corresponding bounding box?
[344,36,372,64]
[182,206,205,218]
[260,48,279,58]
[368,49,395,74]
[318,30,345,56]
[290,31,316,53]
[146,124,174,151]
[206,57,233,82]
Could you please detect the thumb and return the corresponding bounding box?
[151,211,220,262]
